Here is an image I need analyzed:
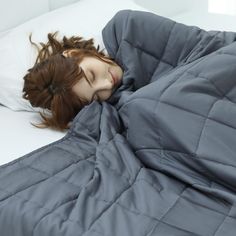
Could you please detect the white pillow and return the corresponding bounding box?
[0,0,146,111]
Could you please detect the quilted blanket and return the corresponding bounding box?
[1,10,236,235]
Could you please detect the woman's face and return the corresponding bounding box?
[64,51,123,103]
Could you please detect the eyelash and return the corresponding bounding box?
[90,71,95,82]
[88,70,99,101]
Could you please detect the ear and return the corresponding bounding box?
[62,49,78,57]
[62,50,69,57]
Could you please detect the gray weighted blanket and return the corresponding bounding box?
[1,10,236,235]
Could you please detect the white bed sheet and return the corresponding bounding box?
[0,105,65,166]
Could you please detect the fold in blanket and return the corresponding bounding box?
[1,10,236,236]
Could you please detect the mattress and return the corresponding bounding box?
[0,105,65,166]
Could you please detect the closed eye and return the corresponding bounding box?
[79,67,93,86]
[90,70,95,82]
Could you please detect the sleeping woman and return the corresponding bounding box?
[22,9,236,131]
[22,33,124,130]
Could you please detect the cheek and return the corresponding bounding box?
[72,80,91,102]
[99,89,113,101]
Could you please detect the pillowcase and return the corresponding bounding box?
[0,0,146,111]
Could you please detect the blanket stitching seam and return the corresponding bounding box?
[1,140,136,210]
[123,96,236,140]
[152,21,177,69]
[33,180,160,236]
[153,155,211,185]
[86,178,164,223]
[183,30,224,64]
[161,99,236,130]
[33,185,137,235]
[192,79,235,157]
[159,187,206,236]
[148,55,214,164]
[0,185,86,229]
[0,156,92,198]
[0,169,131,235]
[117,54,204,113]
[123,38,175,68]
[2,138,131,196]
[212,207,233,236]
[186,70,235,103]
[154,39,234,107]
[32,181,138,236]
[146,218,203,236]
[112,11,131,71]
[8,152,131,201]
[0,134,69,171]
[148,55,209,151]
[34,177,155,234]
[0,154,141,230]
[97,158,132,184]
[158,99,236,130]
[126,16,176,67]
[83,167,142,234]
[115,203,157,236]
[145,186,189,235]
[115,201,159,221]
[178,26,202,64]
[17,158,93,189]
[195,115,231,164]
[181,195,231,219]
[87,137,139,184]
[0,158,91,200]
[32,196,83,234]
[136,177,163,193]
[136,141,236,170]
[0,154,94,205]
[55,145,95,160]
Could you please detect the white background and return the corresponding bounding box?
[0,0,80,32]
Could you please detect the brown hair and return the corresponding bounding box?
[22,32,113,131]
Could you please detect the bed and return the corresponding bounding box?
[0,0,147,166]
[2,0,236,166]
[1,0,236,235]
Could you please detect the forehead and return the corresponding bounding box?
[79,56,107,69]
